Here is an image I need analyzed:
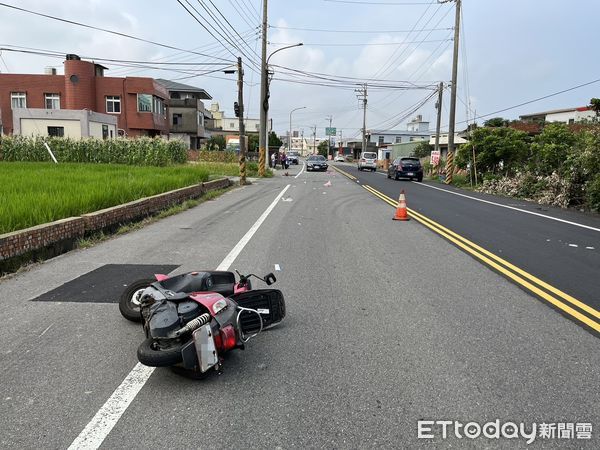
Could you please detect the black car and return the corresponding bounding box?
[387,157,423,181]
[306,155,328,171]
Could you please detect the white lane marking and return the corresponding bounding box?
[294,162,305,179]
[38,324,53,338]
[68,184,291,450]
[569,244,579,247]
[274,264,281,271]
[217,184,290,271]
[67,364,155,450]
[413,182,600,233]
[587,246,595,250]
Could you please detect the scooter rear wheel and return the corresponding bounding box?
[137,338,184,367]
[119,278,155,322]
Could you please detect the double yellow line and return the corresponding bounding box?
[331,166,600,333]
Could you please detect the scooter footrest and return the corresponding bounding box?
[232,289,286,333]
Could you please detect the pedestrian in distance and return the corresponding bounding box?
[281,152,288,170]
[270,152,276,169]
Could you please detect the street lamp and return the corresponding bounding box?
[267,43,303,66]
[289,106,306,154]
[258,42,303,176]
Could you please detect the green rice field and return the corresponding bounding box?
[0,162,243,234]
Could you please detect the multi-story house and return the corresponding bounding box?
[207,102,269,137]
[368,115,431,147]
[156,79,212,149]
[0,54,169,138]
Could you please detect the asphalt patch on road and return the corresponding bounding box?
[31,264,179,303]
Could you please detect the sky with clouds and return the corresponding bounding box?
[1,0,599,140]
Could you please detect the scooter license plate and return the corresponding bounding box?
[192,324,218,373]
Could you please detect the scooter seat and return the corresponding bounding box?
[157,271,236,297]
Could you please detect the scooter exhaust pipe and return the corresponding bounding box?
[171,313,211,338]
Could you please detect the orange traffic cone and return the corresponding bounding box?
[393,190,410,221]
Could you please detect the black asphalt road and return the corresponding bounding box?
[337,163,600,328]
[1,163,599,449]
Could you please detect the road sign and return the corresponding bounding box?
[430,150,440,166]
[326,127,337,136]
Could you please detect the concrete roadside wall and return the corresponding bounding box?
[0,178,231,264]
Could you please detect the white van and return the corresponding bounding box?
[357,152,377,171]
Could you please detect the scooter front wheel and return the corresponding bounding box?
[119,278,155,322]
[137,338,184,367]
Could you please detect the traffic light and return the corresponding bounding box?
[234,101,240,117]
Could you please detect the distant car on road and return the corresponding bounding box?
[306,155,328,171]
[357,152,377,171]
[387,157,423,182]
[334,154,345,162]
[287,151,300,165]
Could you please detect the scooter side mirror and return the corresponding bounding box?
[264,273,276,285]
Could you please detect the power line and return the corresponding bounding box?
[269,25,452,34]
[369,1,438,79]
[243,0,261,20]
[198,0,262,63]
[177,0,239,60]
[368,30,453,110]
[270,39,451,47]
[231,0,260,25]
[0,2,233,62]
[324,0,434,4]
[0,50,9,72]
[459,77,600,125]
[271,65,439,86]
[368,90,437,130]
[0,46,233,77]
[108,29,258,76]
[178,0,261,75]
[229,0,257,28]
[376,3,451,80]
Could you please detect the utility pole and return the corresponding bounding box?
[258,0,268,176]
[471,109,478,186]
[442,0,461,184]
[326,115,333,159]
[236,56,246,186]
[434,81,444,174]
[312,125,317,154]
[355,84,368,156]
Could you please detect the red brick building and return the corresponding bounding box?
[0,54,169,137]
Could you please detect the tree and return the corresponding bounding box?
[247,134,259,152]
[268,131,283,148]
[529,123,576,175]
[412,140,433,158]
[484,117,508,128]
[206,135,226,151]
[317,141,329,157]
[457,127,528,175]
[589,98,600,117]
